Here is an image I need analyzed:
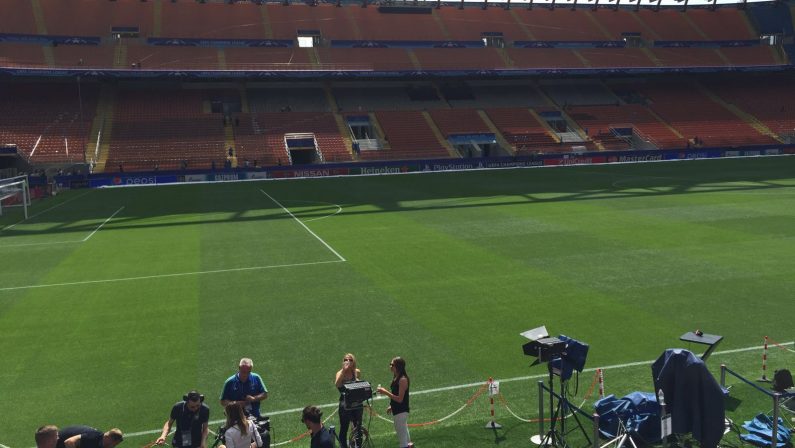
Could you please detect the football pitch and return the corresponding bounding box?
[1,157,794,448]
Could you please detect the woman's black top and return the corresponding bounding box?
[390,376,410,415]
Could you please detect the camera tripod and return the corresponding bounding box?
[532,368,591,448]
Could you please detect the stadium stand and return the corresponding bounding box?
[506,48,586,69]
[436,7,530,42]
[0,0,37,35]
[633,82,780,148]
[0,43,46,68]
[316,48,413,71]
[53,44,115,69]
[366,111,448,160]
[125,44,220,70]
[578,48,657,68]
[106,88,225,171]
[333,83,445,112]
[235,112,351,165]
[429,109,491,137]
[267,4,359,41]
[347,8,447,41]
[512,9,611,41]
[650,48,726,67]
[566,104,685,149]
[161,1,266,40]
[709,76,795,137]
[223,48,314,70]
[720,46,780,66]
[635,9,706,41]
[0,83,97,164]
[485,107,562,154]
[39,0,154,37]
[686,9,757,41]
[413,48,508,71]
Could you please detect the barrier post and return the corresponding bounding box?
[772,393,780,448]
[530,380,545,445]
[598,368,605,398]
[760,336,770,382]
[592,413,600,448]
[720,364,726,389]
[485,378,503,429]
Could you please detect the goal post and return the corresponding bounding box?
[0,175,31,219]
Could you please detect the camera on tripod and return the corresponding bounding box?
[249,416,271,448]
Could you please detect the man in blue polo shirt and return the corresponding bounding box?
[220,357,268,418]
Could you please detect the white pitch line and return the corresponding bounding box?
[282,199,343,223]
[1,191,91,232]
[120,340,794,440]
[260,189,346,262]
[82,206,124,242]
[1,442,12,448]
[0,206,124,249]
[0,239,83,249]
[0,259,345,293]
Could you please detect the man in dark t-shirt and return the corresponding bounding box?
[302,406,334,448]
[57,427,123,448]
[156,391,210,448]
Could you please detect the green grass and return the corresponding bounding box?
[1,157,793,448]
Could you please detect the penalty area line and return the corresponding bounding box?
[260,189,346,262]
[0,259,345,293]
[121,340,794,440]
[83,206,125,242]
[0,205,125,249]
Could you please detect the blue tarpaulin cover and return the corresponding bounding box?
[595,392,663,442]
[651,349,726,448]
[741,414,792,447]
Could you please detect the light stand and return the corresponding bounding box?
[522,328,591,448]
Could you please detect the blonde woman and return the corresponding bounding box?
[334,353,363,448]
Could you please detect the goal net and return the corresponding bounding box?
[0,175,31,219]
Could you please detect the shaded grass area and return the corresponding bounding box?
[0,157,793,447]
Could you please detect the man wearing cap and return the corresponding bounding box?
[220,358,268,418]
[155,391,210,448]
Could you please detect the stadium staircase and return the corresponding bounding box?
[113,42,127,69]
[406,49,422,70]
[30,0,47,35]
[224,121,235,156]
[341,7,362,40]
[324,84,355,157]
[508,9,535,40]
[431,9,452,40]
[423,111,459,157]
[217,49,227,70]
[697,83,783,143]
[87,86,116,173]
[572,50,592,69]
[259,6,273,39]
[153,0,163,37]
[476,110,514,156]
[495,48,514,68]
[367,113,391,150]
[582,10,614,40]
[639,48,664,67]
[29,0,56,67]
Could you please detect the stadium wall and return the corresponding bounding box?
[58,145,795,188]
